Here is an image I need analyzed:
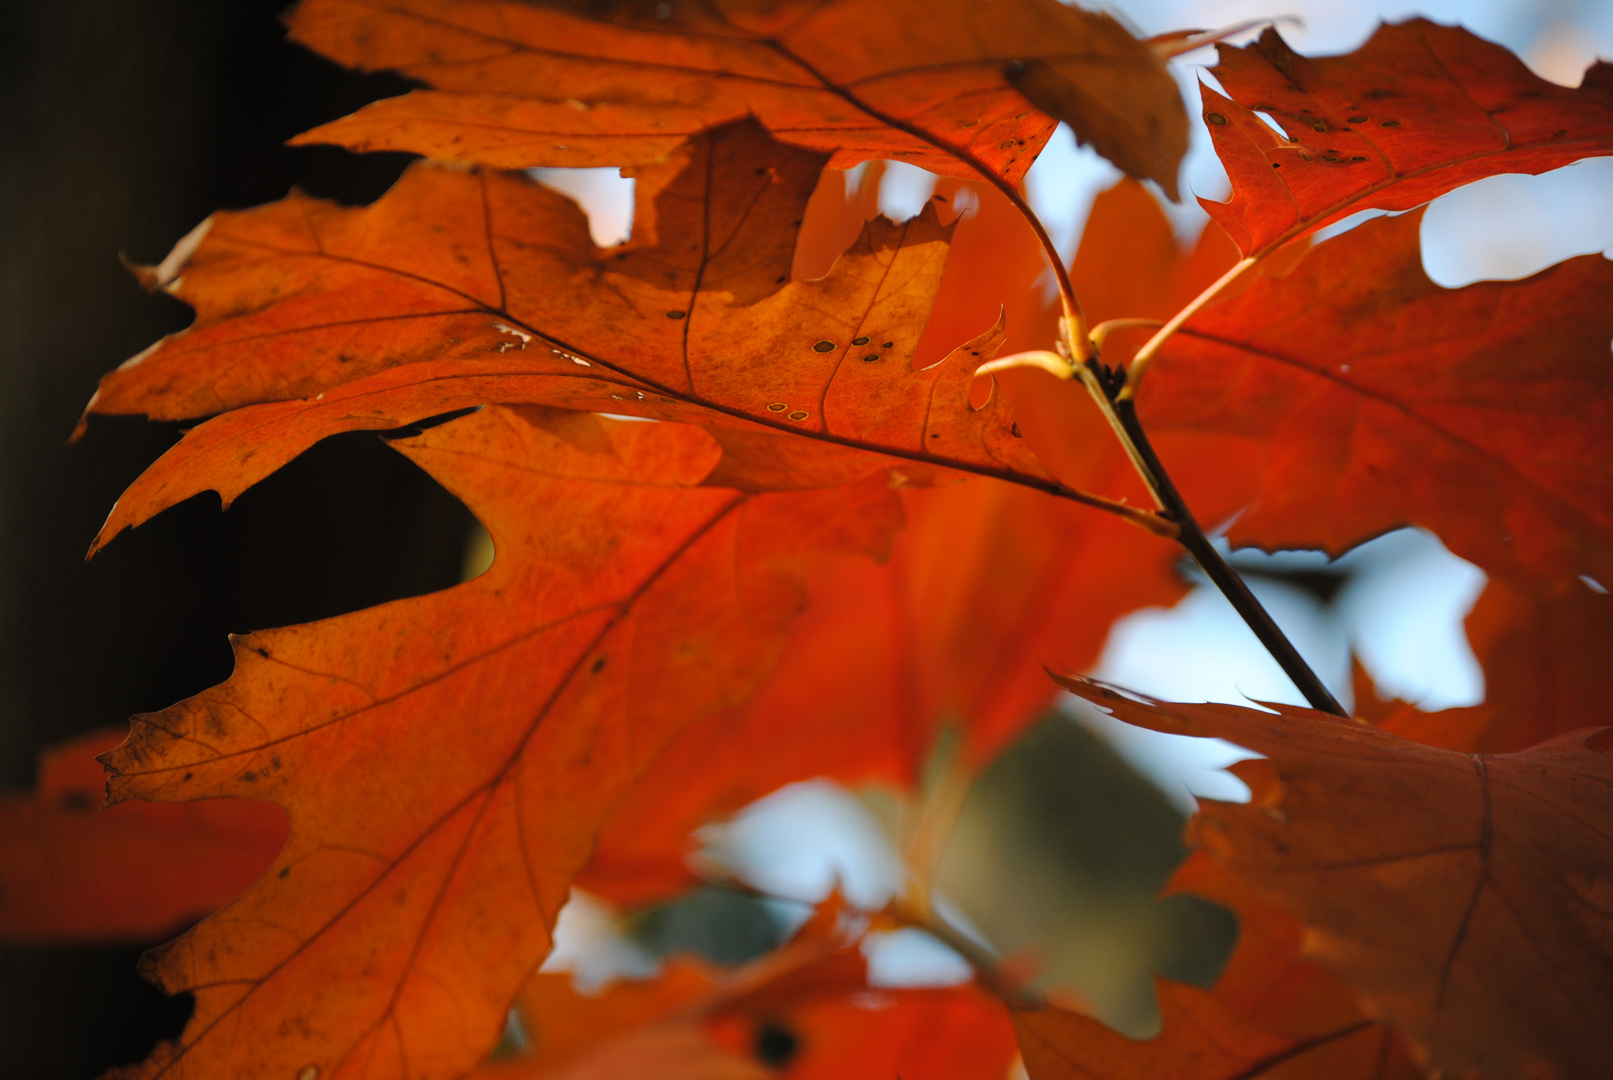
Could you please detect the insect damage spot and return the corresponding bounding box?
[297,1067,320,1080]
[812,340,836,352]
[787,411,809,421]
[1208,113,1227,126]
[852,336,870,346]
[666,310,686,319]
[492,322,531,352]
[767,403,788,412]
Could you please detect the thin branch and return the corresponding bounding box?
[886,897,1045,1011]
[970,201,1343,713]
[1110,396,1348,716]
[761,32,1345,714]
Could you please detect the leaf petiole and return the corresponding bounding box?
[1088,317,1165,356]
[1120,255,1258,400]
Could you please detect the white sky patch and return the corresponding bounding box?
[1069,698,1260,812]
[693,780,903,911]
[1421,162,1613,286]
[863,928,972,987]
[1094,573,1350,711]
[1335,529,1486,709]
[530,166,636,247]
[877,161,940,222]
[1082,529,1486,809]
[539,890,659,992]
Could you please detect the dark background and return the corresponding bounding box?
[0,2,474,1074]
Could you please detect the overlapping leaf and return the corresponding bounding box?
[1014,853,1423,1080]
[1201,20,1613,255]
[1068,177,1613,756]
[1138,208,1613,588]
[1056,675,1613,1079]
[287,0,1187,193]
[71,7,1613,1079]
[85,122,1072,554]
[99,406,900,1080]
[476,902,1018,1080]
[578,183,1190,906]
[0,729,285,943]
[581,476,1187,905]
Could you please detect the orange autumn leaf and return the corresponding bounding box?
[747,983,1020,1080]
[1067,178,1613,761]
[578,175,1188,904]
[1139,207,1613,589]
[0,729,285,944]
[581,474,1186,905]
[83,122,1137,562]
[1201,20,1613,256]
[1070,179,1242,329]
[286,0,1187,194]
[62,5,1613,1077]
[480,899,1018,1080]
[99,406,899,1080]
[1017,178,1273,523]
[1054,675,1613,1080]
